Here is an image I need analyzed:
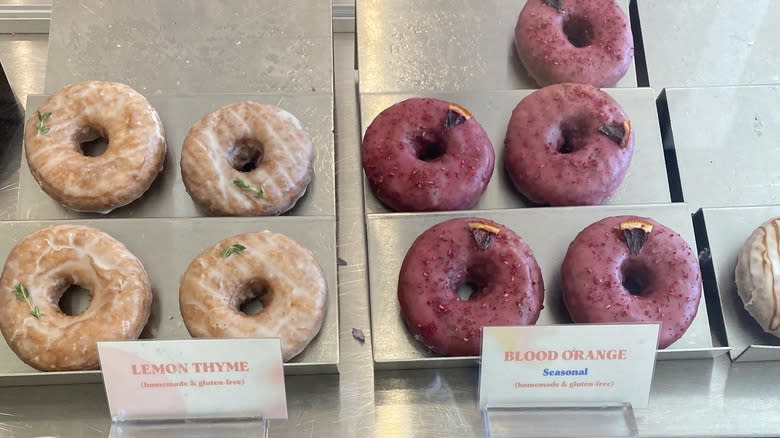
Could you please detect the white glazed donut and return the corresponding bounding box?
[180,102,315,216]
[0,225,152,371]
[23,81,166,213]
[735,218,780,337]
[179,231,327,361]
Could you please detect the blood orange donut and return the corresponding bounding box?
[514,0,634,87]
[361,98,494,212]
[504,83,634,206]
[397,217,544,356]
[561,216,702,349]
[23,81,166,213]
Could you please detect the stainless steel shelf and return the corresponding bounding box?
[0,3,780,437]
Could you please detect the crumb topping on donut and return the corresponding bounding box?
[599,120,632,148]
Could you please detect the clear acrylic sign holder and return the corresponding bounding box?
[483,402,638,438]
[108,418,269,438]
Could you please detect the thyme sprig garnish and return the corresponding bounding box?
[13,283,43,319]
[220,244,246,258]
[36,111,51,135]
[233,178,265,199]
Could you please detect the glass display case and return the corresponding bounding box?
[0,0,778,436]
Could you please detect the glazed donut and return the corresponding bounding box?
[181,102,314,216]
[179,231,328,361]
[561,216,701,349]
[397,217,544,356]
[23,81,166,213]
[514,0,634,87]
[0,225,152,371]
[504,83,634,206]
[735,218,780,337]
[362,98,494,212]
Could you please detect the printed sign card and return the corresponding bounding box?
[98,338,287,421]
[479,324,659,409]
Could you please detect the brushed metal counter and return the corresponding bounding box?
[1,32,780,438]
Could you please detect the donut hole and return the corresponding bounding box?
[457,282,478,301]
[58,284,92,316]
[621,261,653,296]
[237,281,271,316]
[454,266,490,301]
[563,15,595,48]
[227,138,264,172]
[556,117,590,154]
[78,128,109,157]
[412,135,446,162]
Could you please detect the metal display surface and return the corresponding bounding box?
[0,216,339,383]
[2,20,780,438]
[18,93,335,219]
[665,86,780,210]
[44,0,333,94]
[700,206,780,362]
[356,0,637,93]
[367,203,717,369]
[638,0,780,90]
[360,89,669,214]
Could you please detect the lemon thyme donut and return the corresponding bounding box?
[0,225,152,371]
[397,217,544,356]
[361,98,495,212]
[179,231,328,361]
[514,0,634,87]
[561,216,702,349]
[504,83,634,206]
[181,102,315,216]
[23,81,166,213]
[735,218,780,337]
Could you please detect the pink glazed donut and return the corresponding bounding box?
[514,0,634,87]
[561,216,702,349]
[361,98,495,212]
[504,83,634,206]
[398,217,544,356]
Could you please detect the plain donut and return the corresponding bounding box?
[23,81,166,213]
[179,231,328,361]
[0,225,152,371]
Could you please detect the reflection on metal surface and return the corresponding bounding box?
[44,0,334,94]
[639,0,780,89]
[665,86,780,209]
